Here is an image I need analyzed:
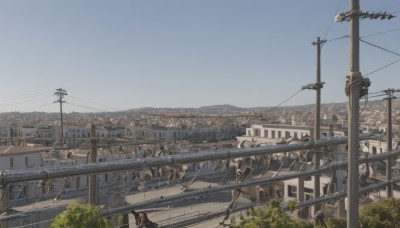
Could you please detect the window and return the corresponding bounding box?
[323,185,328,195]
[372,147,377,154]
[285,131,290,139]
[255,129,260,137]
[278,131,281,138]
[264,130,268,138]
[304,188,313,193]
[272,131,275,138]
[25,157,29,167]
[305,188,313,200]
[248,130,251,136]
[10,158,14,168]
[294,132,298,139]
[288,185,297,197]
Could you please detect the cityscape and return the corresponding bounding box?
[1,1,400,228]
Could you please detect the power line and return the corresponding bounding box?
[361,27,400,38]
[326,35,349,42]
[0,95,53,107]
[323,0,345,41]
[324,36,400,78]
[266,89,303,113]
[20,103,55,113]
[0,90,52,100]
[364,58,400,77]
[367,91,384,95]
[67,102,111,112]
[68,95,126,112]
[359,38,400,57]
[327,27,400,42]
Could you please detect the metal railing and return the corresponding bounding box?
[0,134,376,185]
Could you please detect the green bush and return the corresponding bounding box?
[360,197,400,228]
[50,203,111,228]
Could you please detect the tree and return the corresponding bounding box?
[232,199,312,228]
[360,197,400,228]
[332,114,339,122]
[50,203,111,228]
[325,217,347,228]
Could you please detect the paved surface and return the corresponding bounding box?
[125,180,254,228]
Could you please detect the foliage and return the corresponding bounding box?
[233,199,312,228]
[287,200,298,213]
[50,203,111,228]
[325,217,347,228]
[360,197,400,228]
[332,114,339,122]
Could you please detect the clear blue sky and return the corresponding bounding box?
[1,0,399,113]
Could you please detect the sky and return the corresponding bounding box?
[1,0,400,113]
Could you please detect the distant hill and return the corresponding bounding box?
[126,104,247,114]
[197,104,246,113]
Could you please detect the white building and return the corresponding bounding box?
[0,145,44,170]
[0,126,10,137]
[126,126,189,141]
[0,145,47,206]
[17,126,37,137]
[237,124,346,145]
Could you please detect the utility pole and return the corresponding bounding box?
[346,1,362,227]
[383,89,399,197]
[0,173,9,228]
[88,125,98,205]
[301,37,326,217]
[54,88,68,140]
[312,37,325,215]
[335,3,394,227]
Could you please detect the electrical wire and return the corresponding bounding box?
[361,27,400,38]
[364,94,387,99]
[0,95,53,107]
[19,103,55,113]
[0,90,53,100]
[360,95,368,114]
[364,58,400,77]
[322,0,345,41]
[66,102,111,112]
[327,27,400,43]
[326,35,349,42]
[266,89,303,113]
[367,91,384,95]
[360,38,400,57]
[68,95,126,112]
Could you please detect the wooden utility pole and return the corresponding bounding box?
[312,37,325,215]
[300,37,325,218]
[335,2,395,227]
[347,1,362,226]
[0,180,9,228]
[384,89,397,198]
[88,125,98,205]
[54,88,67,140]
